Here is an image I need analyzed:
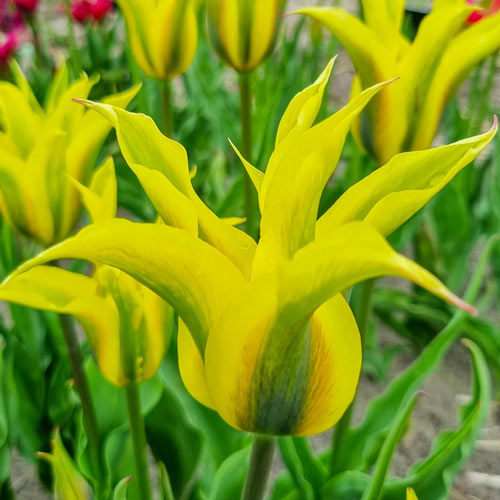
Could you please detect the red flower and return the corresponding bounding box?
[13,0,40,13]
[467,0,500,23]
[0,28,19,63]
[71,0,113,23]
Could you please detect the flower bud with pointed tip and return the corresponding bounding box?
[206,0,284,73]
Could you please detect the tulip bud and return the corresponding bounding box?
[118,0,198,80]
[206,0,283,73]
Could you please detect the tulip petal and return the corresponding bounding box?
[412,12,500,150]
[399,4,471,133]
[6,219,245,353]
[229,139,264,195]
[254,80,390,274]
[70,157,117,222]
[178,319,215,409]
[278,221,475,327]
[0,82,42,159]
[205,284,360,435]
[73,100,256,277]
[275,57,335,146]
[296,8,393,88]
[317,122,497,237]
[0,266,123,384]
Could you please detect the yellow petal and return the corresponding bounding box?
[6,219,245,354]
[73,100,256,277]
[205,284,360,435]
[70,157,117,223]
[278,221,475,327]
[412,11,500,150]
[178,319,214,408]
[254,79,391,274]
[317,122,497,237]
[275,57,335,146]
[0,82,42,159]
[0,266,123,384]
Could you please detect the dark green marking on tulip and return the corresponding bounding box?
[249,320,312,435]
[168,1,190,76]
[238,0,254,70]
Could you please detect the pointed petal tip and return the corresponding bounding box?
[450,294,477,316]
[72,97,93,107]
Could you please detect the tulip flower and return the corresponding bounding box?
[206,0,285,233]
[297,1,500,164]
[117,0,198,81]
[71,0,113,23]
[0,28,19,63]
[206,0,283,73]
[1,158,173,500]
[0,158,173,387]
[6,61,496,440]
[0,64,139,246]
[13,0,40,13]
[467,0,500,22]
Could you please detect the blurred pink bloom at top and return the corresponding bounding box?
[71,0,113,23]
[466,0,500,23]
[13,0,40,14]
[0,28,19,63]
[0,0,26,64]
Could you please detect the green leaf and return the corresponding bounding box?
[361,393,420,500]
[384,340,491,499]
[328,236,497,474]
[112,476,133,500]
[208,446,252,500]
[158,462,175,500]
[278,437,314,500]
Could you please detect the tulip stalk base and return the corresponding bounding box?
[59,314,102,482]
[162,80,173,138]
[241,435,276,500]
[239,72,257,236]
[125,382,153,500]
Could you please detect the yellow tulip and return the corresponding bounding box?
[0,63,138,247]
[0,159,173,386]
[6,61,495,436]
[118,0,199,80]
[206,0,283,72]
[297,0,500,164]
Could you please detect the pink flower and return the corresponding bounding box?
[0,28,19,63]
[71,0,113,23]
[13,0,40,13]
[466,0,500,23]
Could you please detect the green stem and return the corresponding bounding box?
[24,13,42,66]
[241,435,276,500]
[330,402,353,475]
[239,71,256,236]
[125,383,153,500]
[63,0,82,76]
[162,79,173,137]
[59,314,102,482]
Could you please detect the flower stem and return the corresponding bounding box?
[125,382,153,500]
[58,314,102,481]
[162,79,173,137]
[238,71,256,236]
[241,435,276,500]
[63,0,82,76]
